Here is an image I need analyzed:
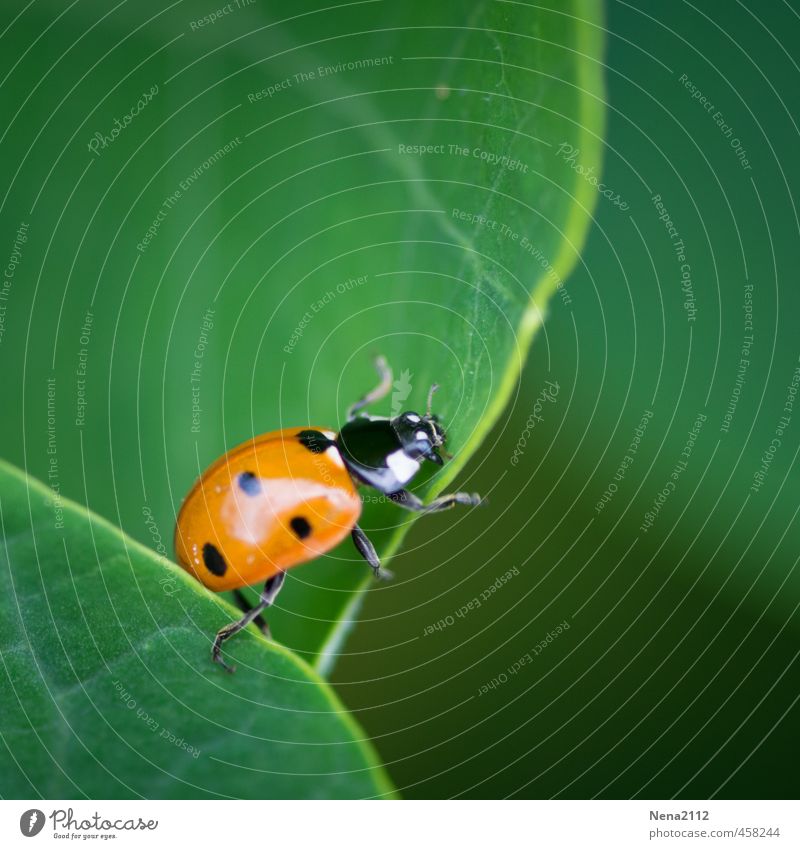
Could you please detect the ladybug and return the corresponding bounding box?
[174,356,482,671]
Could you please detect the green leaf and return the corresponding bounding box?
[0,0,605,677]
[0,459,394,799]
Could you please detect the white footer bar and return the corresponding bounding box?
[2,799,796,848]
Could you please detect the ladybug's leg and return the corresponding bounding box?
[351,524,392,580]
[232,589,269,635]
[388,488,482,513]
[347,355,392,420]
[212,572,286,673]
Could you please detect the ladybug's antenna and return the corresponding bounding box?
[426,383,439,418]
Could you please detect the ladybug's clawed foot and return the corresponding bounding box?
[387,488,484,513]
[212,626,238,674]
[443,491,483,510]
[212,573,286,672]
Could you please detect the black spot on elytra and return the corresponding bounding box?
[290,516,312,539]
[297,429,331,454]
[238,471,260,495]
[202,542,227,576]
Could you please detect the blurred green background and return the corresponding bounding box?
[2,0,799,799]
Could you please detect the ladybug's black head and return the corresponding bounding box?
[391,411,445,466]
[391,398,447,466]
